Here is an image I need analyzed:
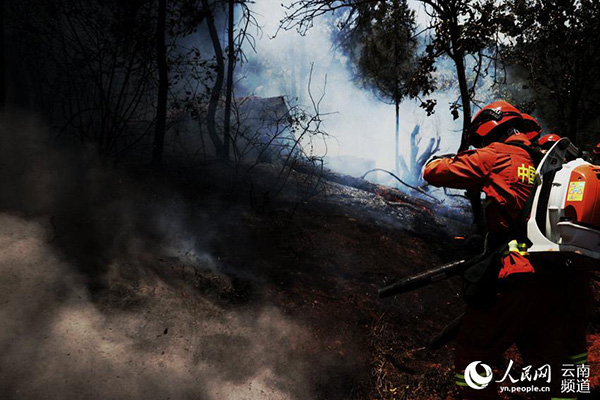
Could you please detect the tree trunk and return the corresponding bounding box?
[448,11,480,233]
[395,100,400,177]
[409,124,419,184]
[202,0,225,158]
[290,49,297,101]
[151,0,168,166]
[0,0,5,110]
[298,41,307,104]
[223,0,235,160]
[454,51,471,152]
[393,0,400,178]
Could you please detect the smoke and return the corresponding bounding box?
[237,0,464,180]
[0,217,313,399]
[0,111,327,400]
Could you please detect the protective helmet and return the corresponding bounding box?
[538,134,561,150]
[521,114,542,142]
[468,101,523,148]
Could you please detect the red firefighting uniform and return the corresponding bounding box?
[424,133,587,400]
[424,133,535,278]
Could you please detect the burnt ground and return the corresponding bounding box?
[157,162,472,399]
[140,162,470,399]
[2,155,600,400]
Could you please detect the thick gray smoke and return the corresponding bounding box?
[0,218,312,399]
[0,112,319,400]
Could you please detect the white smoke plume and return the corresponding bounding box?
[237,0,465,180]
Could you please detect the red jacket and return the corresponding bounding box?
[423,134,537,278]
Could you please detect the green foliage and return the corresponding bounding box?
[506,0,600,145]
[334,0,422,105]
[415,0,509,116]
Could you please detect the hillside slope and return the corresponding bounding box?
[0,117,598,399]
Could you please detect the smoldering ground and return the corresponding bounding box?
[0,112,331,400]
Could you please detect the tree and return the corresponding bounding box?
[201,0,227,159]
[414,0,514,150]
[222,0,235,159]
[196,0,258,161]
[506,0,600,145]
[334,0,424,178]
[8,0,264,164]
[152,0,169,166]
[8,0,157,156]
[280,0,509,150]
[0,0,5,110]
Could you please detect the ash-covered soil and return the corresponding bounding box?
[0,151,465,399]
[1,115,598,400]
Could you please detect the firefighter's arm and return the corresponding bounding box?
[422,147,497,190]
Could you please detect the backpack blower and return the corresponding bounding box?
[527,137,600,269]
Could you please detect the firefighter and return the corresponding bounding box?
[521,113,543,143]
[423,101,576,400]
[538,133,562,153]
[592,142,600,165]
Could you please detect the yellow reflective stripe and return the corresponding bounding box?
[455,372,468,387]
[569,356,588,362]
[551,398,577,400]
[502,240,529,256]
[568,352,588,360]
[567,352,588,365]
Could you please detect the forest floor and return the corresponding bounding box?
[2,156,599,400]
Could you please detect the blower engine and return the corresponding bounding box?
[527,138,600,269]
